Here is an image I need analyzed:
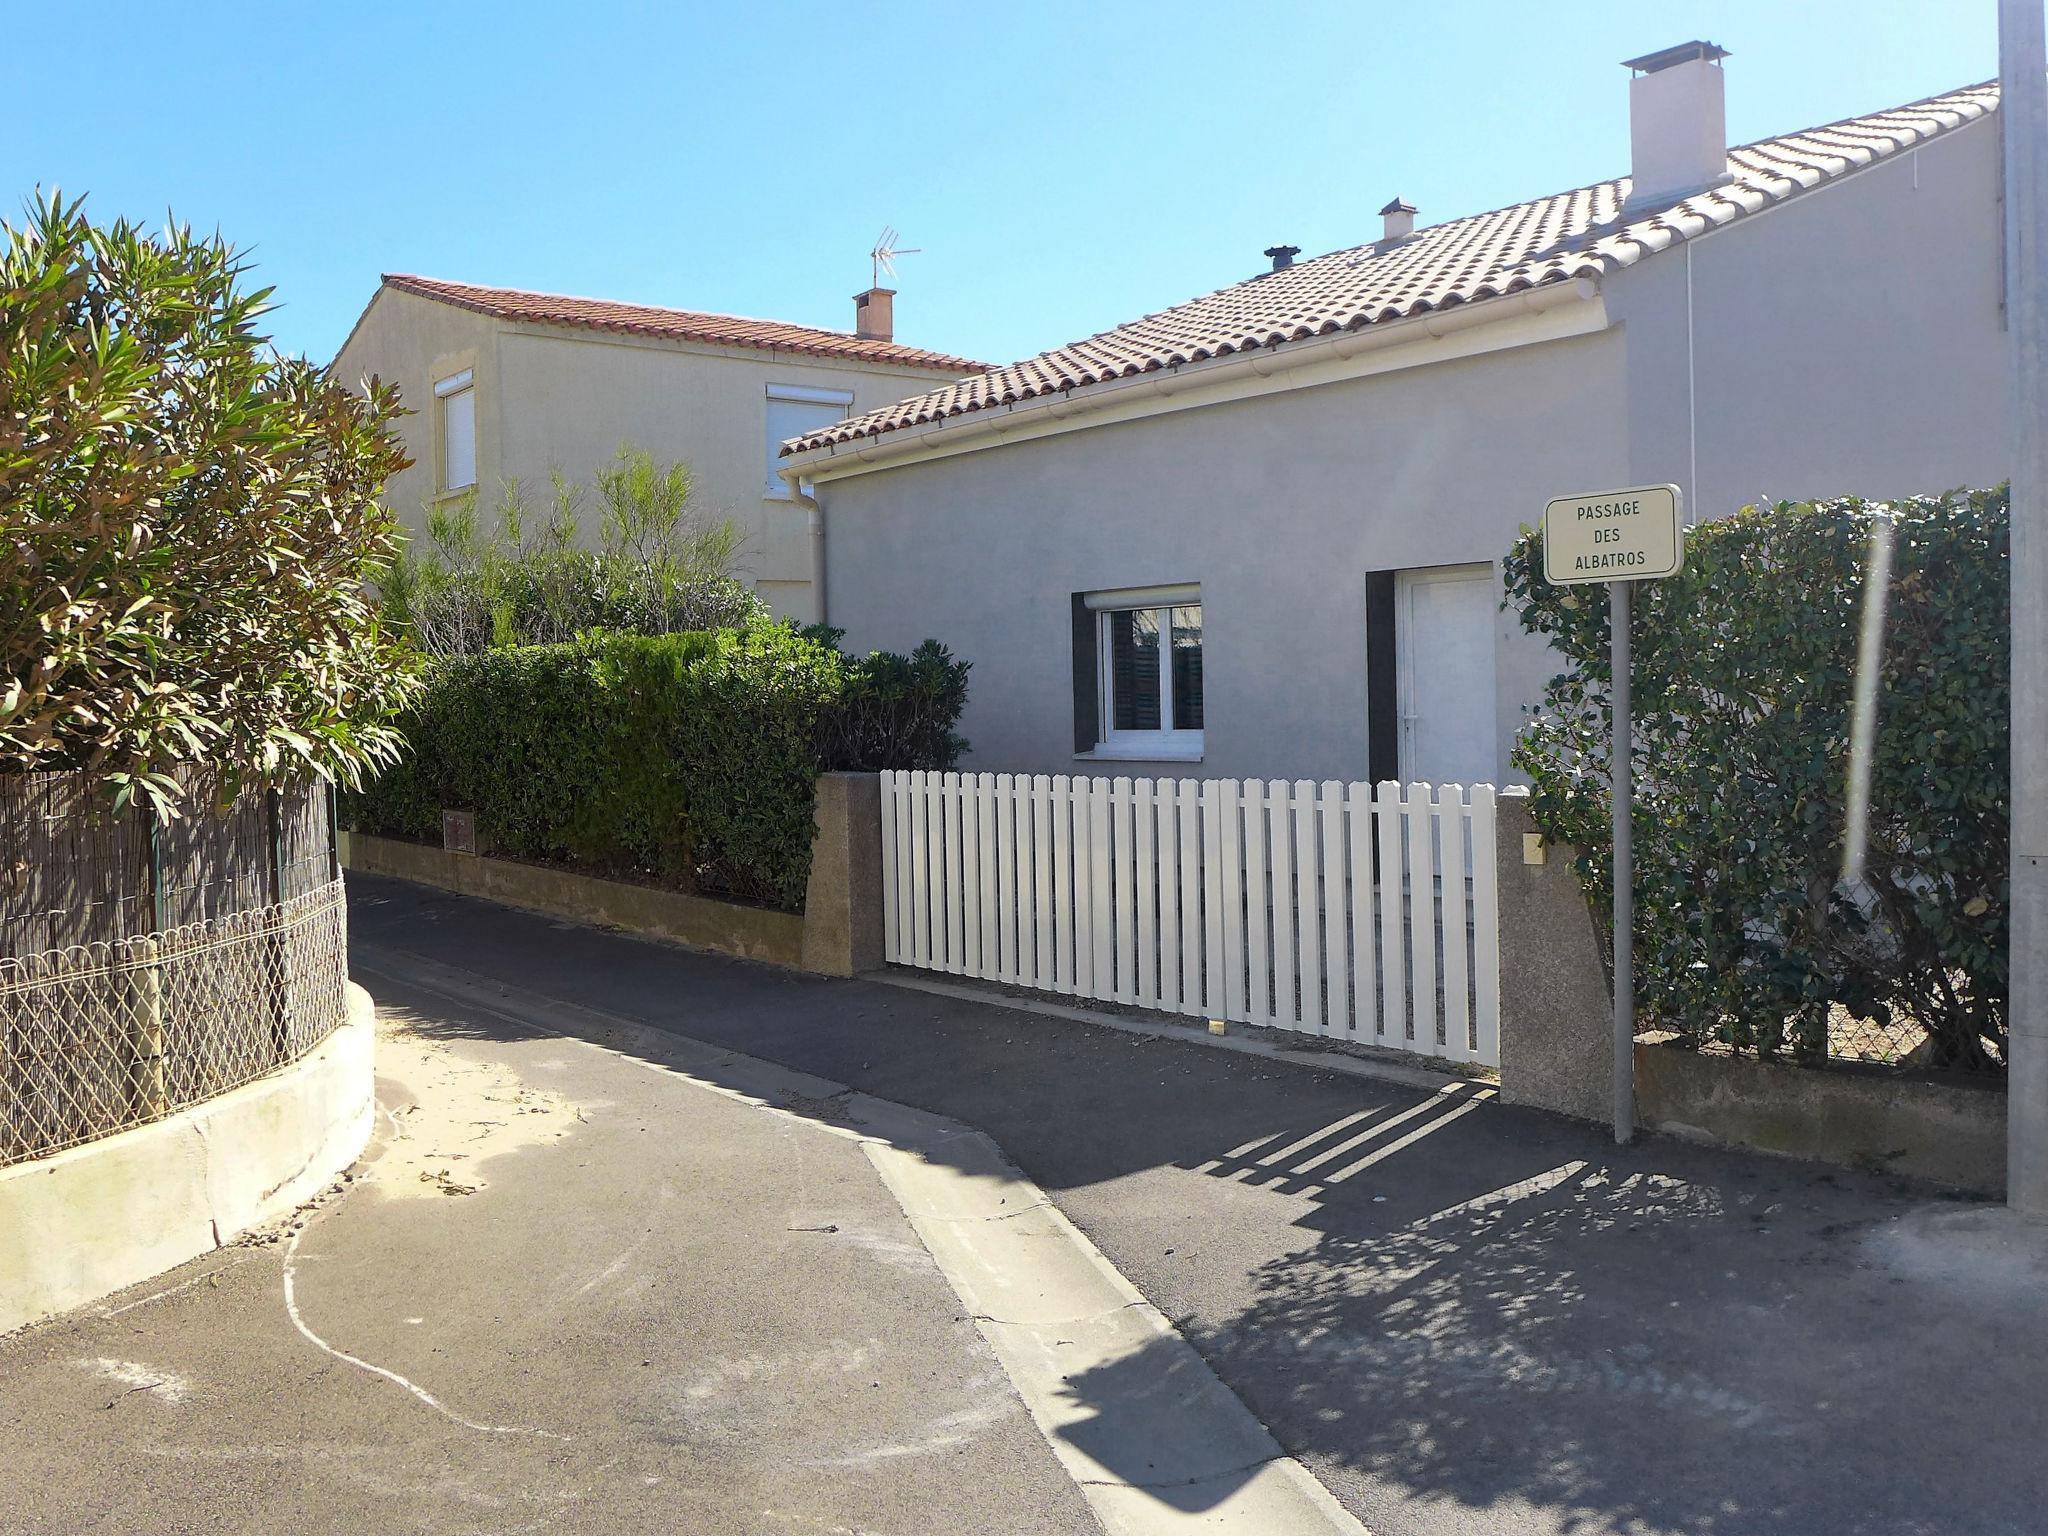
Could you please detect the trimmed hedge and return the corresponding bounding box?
[345,626,968,910]
[1504,487,2007,1070]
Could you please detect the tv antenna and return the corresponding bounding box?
[870,226,921,286]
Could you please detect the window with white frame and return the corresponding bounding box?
[434,369,476,493]
[765,384,852,497]
[1081,585,1203,758]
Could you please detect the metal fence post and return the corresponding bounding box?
[265,784,289,1061]
[130,808,168,1121]
[327,776,340,886]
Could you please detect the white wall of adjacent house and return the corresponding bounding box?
[816,111,2010,788]
[334,288,956,622]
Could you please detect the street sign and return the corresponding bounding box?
[1540,483,1687,1149]
[1543,484,1684,585]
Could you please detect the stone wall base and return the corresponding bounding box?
[1636,1042,2006,1194]
[1,984,375,1336]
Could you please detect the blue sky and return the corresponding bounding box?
[1,2,2000,370]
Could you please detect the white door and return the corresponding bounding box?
[1396,565,1499,787]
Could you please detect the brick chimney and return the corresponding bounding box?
[1621,41,1732,210]
[854,287,895,342]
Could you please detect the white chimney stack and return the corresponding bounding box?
[1622,41,1731,210]
[1379,198,1417,242]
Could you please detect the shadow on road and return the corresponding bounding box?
[349,875,2045,1536]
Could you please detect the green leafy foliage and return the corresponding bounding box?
[1,191,420,812]
[805,627,970,771]
[346,626,970,911]
[377,446,765,657]
[1504,488,2008,1071]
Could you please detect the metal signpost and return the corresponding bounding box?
[1543,484,1685,1145]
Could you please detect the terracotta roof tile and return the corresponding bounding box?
[785,81,1997,458]
[379,273,985,373]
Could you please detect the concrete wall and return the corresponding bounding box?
[342,772,884,977]
[1635,1042,2007,1195]
[343,833,809,967]
[334,287,965,622]
[822,325,1631,784]
[1493,794,1614,1124]
[0,986,374,1336]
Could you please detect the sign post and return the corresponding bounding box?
[1543,484,1684,1145]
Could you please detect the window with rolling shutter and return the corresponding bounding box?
[434,369,476,492]
[765,385,852,497]
[1077,585,1202,760]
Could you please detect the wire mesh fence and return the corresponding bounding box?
[0,771,347,1168]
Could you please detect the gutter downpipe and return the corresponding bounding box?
[787,481,827,628]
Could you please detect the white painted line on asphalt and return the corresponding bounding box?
[352,944,1371,1536]
[279,1220,571,1441]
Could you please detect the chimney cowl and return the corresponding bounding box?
[1379,198,1418,242]
[854,286,895,343]
[1621,40,1732,211]
[1262,244,1301,272]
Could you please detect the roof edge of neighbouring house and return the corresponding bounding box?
[334,273,989,376]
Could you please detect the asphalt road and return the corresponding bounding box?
[337,874,2048,1536]
[0,965,1097,1536]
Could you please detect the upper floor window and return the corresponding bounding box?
[434,368,476,492]
[765,384,852,497]
[1080,585,1203,760]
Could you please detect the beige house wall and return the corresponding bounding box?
[333,287,964,621]
[334,287,502,536]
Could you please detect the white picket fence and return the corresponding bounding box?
[879,770,1505,1066]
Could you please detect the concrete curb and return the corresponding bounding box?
[353,944,1368,1536]
[0,983,376,1337]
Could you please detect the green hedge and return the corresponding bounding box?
[345,626,968,911]
[1504,487,2007,1071]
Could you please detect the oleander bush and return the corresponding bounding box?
[346,625,968,910]
[2,192,418,813]
[1504,487,2008,1070]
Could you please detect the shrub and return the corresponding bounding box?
[347,625,969,910]
[1503,487,2008,1071]
[1,192,418,812]
[378,446,766,657]
[810,628,971,770]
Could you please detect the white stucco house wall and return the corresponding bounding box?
[333,276,982,620]
[779,46,2009,789]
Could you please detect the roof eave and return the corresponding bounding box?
[380,274,984,373]
[779,275,1604,485]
